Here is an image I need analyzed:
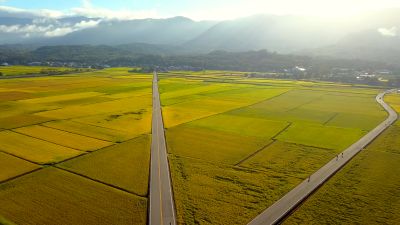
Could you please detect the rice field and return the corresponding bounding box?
[283,93,400,225]
[0,68,152,225]
[0,152,40,182]
[0,65,78,76]
[0,168,147,225]
[59,135,151,196]
[0,68,395,225]
[159,72,388,225]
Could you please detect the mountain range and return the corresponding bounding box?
[1,8,400,64]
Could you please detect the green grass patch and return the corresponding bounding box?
[189,114,289,139]
[276,123,366,150]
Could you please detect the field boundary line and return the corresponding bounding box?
[0,134,149,187]
[234,121,293,166]
[285,96,323,113]
[40,124,113,142]
[54,134,149,165]
[0,149,42,165]
[169,153,306,180]
[0,119,58,131]
[54,166,148,198]
[0,167,43,185]
[10,130,86,152]
[234,140,277,166]
[323,113,339,125]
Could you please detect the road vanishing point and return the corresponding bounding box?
[149,71,177,225]
[247,89,399,225]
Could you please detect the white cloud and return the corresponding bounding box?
[71,6,159,20]
[0,5,64,18]
[0,19,101,37]
[74,19,101,29]
[378,26,398,37]
[44,27,74,37]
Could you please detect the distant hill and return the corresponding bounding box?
[2,8,400,65]
[306,29,400,65]
[43,17,216,46]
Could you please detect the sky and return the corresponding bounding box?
[1,0,400,20]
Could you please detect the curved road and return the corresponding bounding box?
[247,89,399,225]
[149,71,177,225]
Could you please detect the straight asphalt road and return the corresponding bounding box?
[247,89,399,225]
[149,71,177,225]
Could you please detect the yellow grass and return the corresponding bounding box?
[0,131,82,164]
[0,168,147,225]
[15,125,112,151]
[0,152,40,182]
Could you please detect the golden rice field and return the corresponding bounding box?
[0,168,147,225]
[0,68,152,225]
[0,68,397,225]
[157,71,389,225]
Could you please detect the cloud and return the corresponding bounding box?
[0,5,64,18]
[71,6,159,20]
[0,19,101,37]
[378,26,398,37]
